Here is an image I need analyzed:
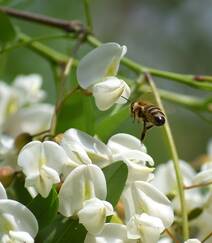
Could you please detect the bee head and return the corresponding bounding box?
[154,115,166,126]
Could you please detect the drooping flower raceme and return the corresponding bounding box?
[58,164,114,234]
[0,183,38,243]
[18,141,70,198]
[77,43,131,110]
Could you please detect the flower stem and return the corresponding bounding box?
[145,73,189,240]
[83,0,93,31]
[202,232,212,243]
[184,181,212,190]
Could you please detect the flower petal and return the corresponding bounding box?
[43,141,69,173]
[127,213,164,243]
[3,103,54,137]
[58,164,107,217]
[9,230,34,243]
[107,133,147,154]
[61,128,112,168]
[18,141,41,176]
[0,182,7,199]
[184,239,201,243]
[92,77,130,111]
[192,169,212,185]
[78,198,113,234]
[77,43,127,89]
[84,223,136,243]
[131,181,174,228]
[0,199,38,238]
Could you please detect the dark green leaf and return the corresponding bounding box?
[28,187,59,229]
[37,215,87,243]
[103,161,128,207]
[0,12,16,46]
[188,207,203,221]
[6,173,32,206]
[56,91,95,135]
[95,105,129,141]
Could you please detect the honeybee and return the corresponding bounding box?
[130,101,166,141]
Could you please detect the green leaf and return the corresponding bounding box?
[103,161,128,207]
[28,187,59,229]
[95,105,129,141]
[37,215,87,243]
[56,91,95,135]
[0,12,16,46]
[188,207,203,221]
[6,174,32,206]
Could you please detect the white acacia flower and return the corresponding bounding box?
[92,77,131,111]
[0,134,17,169]
[0,183,38,243]
[131,181,174,228]
[78,198,113,234]
[18,141,69,198]
[108,133,154,183]
[0,82,19,129]
[184,239,201,243]
[84,223,137,243]
[152,160,203,212]
[58,164,107,217]
[13,74,46,105]
[59,164,113,234]
[61,128,113,169]
[77,43,130,111]
[127,213,164,243]
[3,104,54,137]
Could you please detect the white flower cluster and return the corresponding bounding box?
[17,129,174,242]
[0,43,211,243]
[0,74,54,168]
[154,140,212,243]
[0,182,38,242]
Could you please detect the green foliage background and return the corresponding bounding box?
[0,0,211,164]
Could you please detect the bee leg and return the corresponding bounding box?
[141,123,154,141]
[140,121,147,141]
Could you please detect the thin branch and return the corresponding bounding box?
[0,6,86,33]
[140,85,212,112]
[202,232,212,243]
[165,229,180,243]
[145,73,189,240]
[1,6,212,90]
[18,33,69,65]
[87,35,212,91]
[184,181,212,190]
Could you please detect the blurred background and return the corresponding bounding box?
[0,0,211,164]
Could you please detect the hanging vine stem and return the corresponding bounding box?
[144,73,189,240]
